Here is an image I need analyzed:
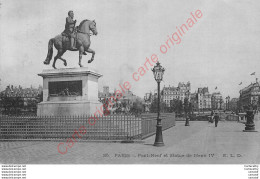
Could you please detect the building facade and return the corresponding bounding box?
[161,82,191,107]
[190,92,198,111]
[239,79,260,110]
[190,87,211,111]
[162,86,180,107]
[229,98,239,112]
[98,86,111,102]
[99,86,140,114]
[198,87,212,110]
[178,82,191,102]
[211,92,223,110]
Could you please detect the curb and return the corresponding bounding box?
[0,139,145,143]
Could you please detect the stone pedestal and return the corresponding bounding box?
[243,110,258,132]
[185,113,190,126]
[185,117,190,126]
[238,113,246,123]
[37,67,102,116]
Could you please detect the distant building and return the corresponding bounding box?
[211,92,223,110]
[162,86,179,107]
[178,82,191,102]
[98,86,117,113]
[121,90,137,106]
[98,86,139,114]
[117,89,141,113]
[198,87,212,110]
[162,82,191,107]
[190,92,198,111]
[98,86,111,101]
[239,78,260,109]
[190,87,211,111]
[229,98,239,112]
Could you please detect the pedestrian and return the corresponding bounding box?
[214,112,219,127]
[209,110,214,123]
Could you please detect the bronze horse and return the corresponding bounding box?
[44,19,98,69]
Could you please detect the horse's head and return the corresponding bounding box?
[90,20,98,35]
[78,19,98,36]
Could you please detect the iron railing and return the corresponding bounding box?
[141,113,175,139]
[0,113,175,141]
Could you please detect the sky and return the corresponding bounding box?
[0,0,260,99]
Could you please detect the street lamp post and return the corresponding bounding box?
[225,97,228,111]
[227,96,230,111]
[152,61,165,147]
[243,104,258,132]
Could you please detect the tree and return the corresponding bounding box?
[121,101,127,108]
[219,98,223,110]
[257,98,260,111]
[130,99,144,115]
[26,98,38,112]
[150,98,167,113]
[177,100,183,115]
[188,102,193,114]
[169,99,184,115]
[100,97,111,115]
[150,98,158,113]
[1,96,11,114]
[170,99,178,112]
[184,97,189,114]
[38,91,43,102]
[1,97,23,115]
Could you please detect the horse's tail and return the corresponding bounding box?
[44,38,54,65]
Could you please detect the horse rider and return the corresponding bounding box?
[63,10,77,50]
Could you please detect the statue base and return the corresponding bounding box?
[37,101,101,116]
[37,67,102,116]
[243,130,258,132]
[243,123,258,132]
[243,110,258,132]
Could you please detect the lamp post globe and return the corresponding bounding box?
[151,61,165,147]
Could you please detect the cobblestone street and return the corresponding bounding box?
[0,121,259,164]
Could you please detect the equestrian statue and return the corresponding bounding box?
[44,11,98,69]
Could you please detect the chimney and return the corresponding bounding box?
[256,78,258,83]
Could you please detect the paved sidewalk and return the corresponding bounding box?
[0,121,259,164]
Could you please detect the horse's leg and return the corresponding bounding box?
[52,50,63,69]
[58,50,67,66]
[78,46,84,67]
[59,57,67,66]
[86,48,95,63]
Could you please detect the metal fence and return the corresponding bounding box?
[0,113,176,141]
[226,114,239,121]
[226,113,260,122]
[0,115,141,141]
[141,113,175,139]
